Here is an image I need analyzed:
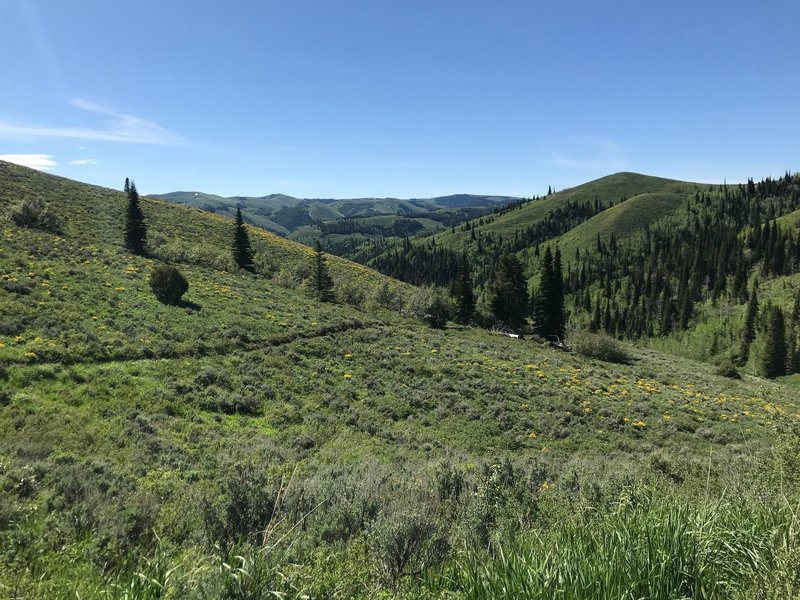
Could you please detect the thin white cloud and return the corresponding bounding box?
[0,153,57,171]
[545,135,630,173]
[549,154,629,171]
[0,98,185,146]
[70,158,97,165]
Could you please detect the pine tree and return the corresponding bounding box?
[533,247,566,341]
[124,179,147,256]
[763,305,787,378]
[786,325,800,374]
[312,240,335,302]
[451,253,475,324]
[489,253,528,331]
[739,287,759,364]
[232,207,255,272]
[552,247,566,340]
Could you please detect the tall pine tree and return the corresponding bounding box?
[124,179,147,256]
[489,253,528,331]
[763,305,787,378]
[232,207,255,272]
[738,287,759,364]
[451,252,475,325]
[312,240,335,302]
[533,247,566,341]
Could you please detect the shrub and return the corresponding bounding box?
[149,264,188,305]
[337,282,367,307]
[573,332,633,364]
[715,357,741,379]
[368,503,449,583]
[424,295,453,329]
[9,197,63,233]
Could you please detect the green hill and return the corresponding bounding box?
[428,172,699,252]
[550,191,688,266]
[2,162,800,597]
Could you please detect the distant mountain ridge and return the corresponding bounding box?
[150,190,521,236]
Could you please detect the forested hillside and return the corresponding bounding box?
[366,171,800,380]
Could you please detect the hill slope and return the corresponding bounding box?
[2,162,800,597]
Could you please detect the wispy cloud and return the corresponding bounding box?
[69,158,97,165]
[0,98,185,146]
[545,136,630,174]
[0,153,57,171]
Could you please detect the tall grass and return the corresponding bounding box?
[432,494,800,599]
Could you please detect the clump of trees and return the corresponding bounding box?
[149,264,188,304]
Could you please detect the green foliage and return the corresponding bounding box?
[432,494,800,600]
[232,207,255,271]
[572,332,633,364]
[149,264,189,304]
[9,197,63,233]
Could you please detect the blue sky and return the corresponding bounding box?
[1,0,798,198]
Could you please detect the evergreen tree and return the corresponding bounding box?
[552,247,566,339]
[739,287,759,364]
[488,253,528,331]
[232,207,255,272]
[124,179,147,256]
[312,240,335,302]
[533,247,566,341]
[451,253,475,324]
[786,325,800,374]
[763,305,787,378]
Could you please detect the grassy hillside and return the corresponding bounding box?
[552,192,687,265]
[2,162,800,598]
[428,172,699,252]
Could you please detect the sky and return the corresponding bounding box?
[1,0,798,199]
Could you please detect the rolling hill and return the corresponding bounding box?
[2,161,800,597]
[150,189,521,237]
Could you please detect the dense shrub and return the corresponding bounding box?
[9,197,63,233]
[424,295,453,329]
[715,357,741,379]
[368,502,449,583]
[149,264,189,304]
[573,332,633,364]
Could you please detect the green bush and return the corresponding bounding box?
[715,357,741,379]
[573,332,633,364]
[9,197,63,233]
[424,296,453,329]
[149,264,189,305]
